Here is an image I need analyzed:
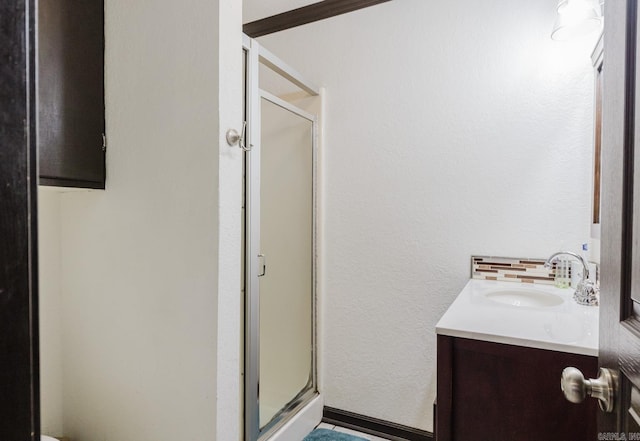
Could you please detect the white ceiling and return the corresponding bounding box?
[243,0,320,23]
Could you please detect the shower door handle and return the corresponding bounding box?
[258,254,266,277]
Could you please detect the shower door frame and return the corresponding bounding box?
[243,35,320,441]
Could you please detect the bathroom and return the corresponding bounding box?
[2,0,636,440]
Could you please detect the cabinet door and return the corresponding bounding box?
[38,0,105,189]
[436,336,598,441]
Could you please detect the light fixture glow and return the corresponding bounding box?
[551,0,603,41]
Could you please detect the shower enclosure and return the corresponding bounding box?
[242,36,321,441]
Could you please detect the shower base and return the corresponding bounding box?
[265,394,323,441]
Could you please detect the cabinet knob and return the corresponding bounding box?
[561,367,617,412]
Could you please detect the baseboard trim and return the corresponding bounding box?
[322,406,433,441]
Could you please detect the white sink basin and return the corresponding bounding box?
[484,288,564,308]
[436,279,598,356]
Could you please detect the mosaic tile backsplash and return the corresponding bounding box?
[471,256,562,285]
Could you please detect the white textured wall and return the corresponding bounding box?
[216,0,244,438]
[46,1,243,440]
[259,0,596,432]
[38,188,63,437]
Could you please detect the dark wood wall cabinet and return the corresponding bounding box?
[38,0,105,189]
[436,336,597,441]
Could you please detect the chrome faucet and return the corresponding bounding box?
[544,251,599,306]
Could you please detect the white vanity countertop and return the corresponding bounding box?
[435,279,599,356]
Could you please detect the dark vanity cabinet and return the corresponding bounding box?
[435,336,598,441]
[38,0,105,188]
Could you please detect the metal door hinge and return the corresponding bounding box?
[102,133,107,152]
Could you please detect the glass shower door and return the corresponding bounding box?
[257,93,315,429]
[243,35,319,441]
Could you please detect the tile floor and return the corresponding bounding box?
[315,423,391,441]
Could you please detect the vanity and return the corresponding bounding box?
[435,264,599,441]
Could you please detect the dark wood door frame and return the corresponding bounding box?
[243,0,392,38]
[0,1,40,440]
